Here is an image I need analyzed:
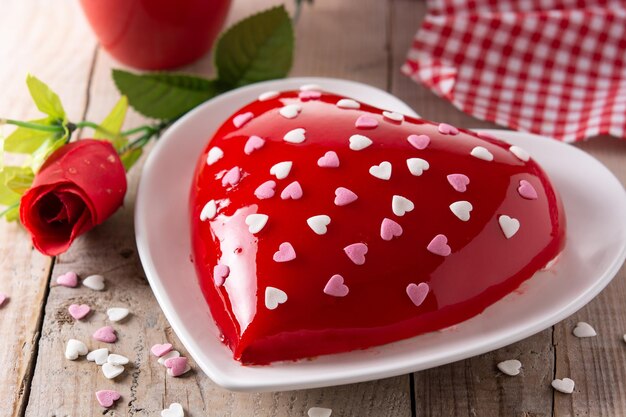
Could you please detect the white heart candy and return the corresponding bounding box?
[300,83,322,91]
[573,321,597,338]
[308,407,333,417]
[623,334,626,344]
[245,214,269,234]
[552,377,575,394]
[392,195,414,216]
[509,145,530,162]
[349,134,373,151]
[279,104,302,119]
[166,364,191,377]
[158,350,180,366]
[406,158,429,176]
[258,90,279,101]
[102,363,124,379]
[270,161,293,179]
[369,161,392,180]
[283,128,306,143]
[206,146,224,166]
[82,274,105,291]
[200,200,217,221]
[87,348,109,365]
[498,215,520,239]
[107,354,130,366]
[471,146,494,161]
[161,403,185,417]
[497,359,522,376]
[382,111,404,122]
[65,339,88,360]
[265,287,288,310]
[336,98,360,109]
[449,201,473,222]
[307,215,331,235]
[107,307,130,322]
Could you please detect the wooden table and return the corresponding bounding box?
[1,0,625,416]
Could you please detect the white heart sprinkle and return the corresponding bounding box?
[369,161,392,180]
[102,363,125,379]
[392,195,414,216]
[307,215,331,235]
[107,307,130,322]
[161,403,185,417]
[265,287,288,310]
[382,111,404,122]
[258,90,279,101]
[336,98,360,109]
[623,334,626,344]
[449,201,473,222]
[349,134,373,151]
[300,83,322,91]
[87,348,109,365]
[107,354,130,366]
[82,275,105,291]
[167,363,191,377]
[158,350,180,366]
[406,158,429,176]
[308,407,333,417]
[552,378,575,394]
[471,146,494,161]
[498,215,520,239]
[573,322,597,338]
[65,339,88,360]
[497,359,522,376]
[284,128,306,143]
[279,104,302,119]
[510,145,530,162]
[200,200,217,221]
[270,161,293,179]
[245,214,269,234]
[206,147,224,166]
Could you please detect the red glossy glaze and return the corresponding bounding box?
[190,91,566,364]
[79,0,231,69]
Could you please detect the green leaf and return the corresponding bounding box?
[3,166,34,195]
[214,6,294,88]
[26,74,66,120]
[3,117,61,154]
[119,148,143,171]
[94,96,129,150]
[30,125,68,172]
[0,171,22,206]
[2,204,20,222]
[112,70,219,120]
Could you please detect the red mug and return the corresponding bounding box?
[80,0,232,70]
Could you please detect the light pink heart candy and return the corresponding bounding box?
[317,151,340,168]
[355,115,379,129]
[151,343,173,357]
[233,112,253,128]
[280,181,303,200]
[518,180,538,200]
[95,390,121,408]
[93,326,117,343]
[438,122,459,135]
[68,304,91,320]
[244,135,265,155]
[380,218,403,241]
[344,243,368,265]
[407,134,430,150]
[213,264,230,286]
[447,174,469,192]
[0,292,8,308]
[427,234,451,256]
[164,356,189,377]
[254,180,276,199]
[334,187,358,206]
[299,90,321,100]
[324,274,349,297]
[221,167,241,187]
[273,242,296,262]
[56,271,78,287]
[406,282,430,307]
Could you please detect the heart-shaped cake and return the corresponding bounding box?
[190,88,566,364]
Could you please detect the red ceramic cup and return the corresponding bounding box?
[80,0,232,70]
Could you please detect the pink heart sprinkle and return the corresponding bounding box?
[438,122,459,135]
[355,115,379,129]
[254,180,276,199]
[280,181,303,200]
[299,90,321,100]
[233,112,253,128]
[324,274,349,297]
[344,243,368,265]
[213,264,230,286]
[164,356,189,377]
[273,242,296,263]
[518,180,538,200]
[406,282,430,307]
[334,187,358,206]
[0,293,8,308]
[151,343,173,357]
[447,174,469,192]
[407,134,430,150]
[95,390,121,408]
[68,304,90,320]
[221,166,241,187]
[380,218,403,241]
[244,135,265,155]
[56,271,78,287]
[317,151,340,168]
[427,234,451,256]
[93,326,117,343]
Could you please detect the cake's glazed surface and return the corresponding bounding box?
[190,90,566,364]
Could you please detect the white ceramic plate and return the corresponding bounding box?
[135,77,626,392]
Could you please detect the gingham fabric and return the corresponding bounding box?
[402,0,626,142]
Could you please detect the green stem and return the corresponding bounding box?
[121,125,153,136]
[0,203,19,218]
[0,118,64,133]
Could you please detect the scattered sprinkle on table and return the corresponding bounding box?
[82,274,105,291]
[56,271,79,287]
[552,378,575,394]
[161,402,185,417]
[497,359,522,376]
[573,321,597,338]
[308,407,333,417]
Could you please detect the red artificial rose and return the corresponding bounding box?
[20,139,127,256]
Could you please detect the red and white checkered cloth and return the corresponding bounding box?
[402,0,626,142]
